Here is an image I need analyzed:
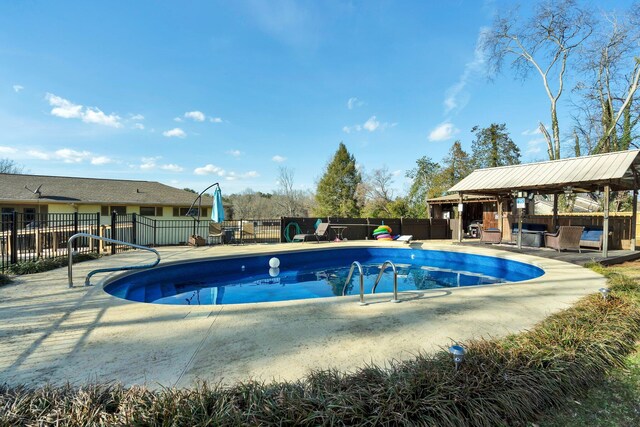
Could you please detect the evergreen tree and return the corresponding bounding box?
[440,141,473,189]
[405,156,443,218]
[470,123,521,168]
[315,142,362,217]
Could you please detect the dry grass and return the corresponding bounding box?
[1,265,639,426]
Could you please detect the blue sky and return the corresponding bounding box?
[0,0,631,195]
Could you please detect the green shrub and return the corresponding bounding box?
[0,268,639,426]
[0,273,12,286]
[7,253,101,275]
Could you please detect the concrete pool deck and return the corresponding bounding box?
[0,240,607,389]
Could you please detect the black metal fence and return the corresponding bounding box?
[1,212,101,271]
[1,212,283,273]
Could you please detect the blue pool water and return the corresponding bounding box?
[103,247,544,305]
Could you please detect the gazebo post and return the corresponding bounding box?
[552,193,559,230]
[458,193,464,242]
[631,188,637,251]
[497,197,503,235]
[603,185,610,258]
[517,194,523,249]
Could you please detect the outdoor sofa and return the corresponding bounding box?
[580,226,606,250]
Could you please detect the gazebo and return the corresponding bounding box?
[448,150,640,257]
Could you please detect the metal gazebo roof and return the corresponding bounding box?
[449,150,640,196]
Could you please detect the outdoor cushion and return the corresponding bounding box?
[580,226,604,250]
[581,226,603,242]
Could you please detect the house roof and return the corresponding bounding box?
[0,173,215,206]
[449,150,640,195]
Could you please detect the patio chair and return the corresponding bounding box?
[544,226,584,253]
[208,222,224,244]
[292,222,329,242]
[240,221,257,243]
[480,228,502,244]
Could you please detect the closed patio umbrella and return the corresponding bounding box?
[211,186,225,223]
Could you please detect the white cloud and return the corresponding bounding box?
[343,116,395,134]
[134,123,145,130]
[392,169,402,177]
[161,163,184,172]
[363,116,380,132]
[272,155,286,162]
[46,93,83,119]
[140,156,159,170]
[225,170,259,181]
[27,149,50,160]
[0,146,17,154]
[443,27,489,114]
[522,127,543,136]
[130,114,144,121]
[342,125,361,134]
[428,122,459,141]
[347,97,364,109]
[163,127,186,138]
[227,149,242,157]
[184,111,206,122]
[91,156,113,165]
[210,117,223,123]
[55,148,91,163]
[45,93,122,127]
[13,85,24,93]
[526,138,546,155]
[82,107,122,127]
[194,164,226,176]
[174,117,183,122]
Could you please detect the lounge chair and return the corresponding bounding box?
[292,222,329,242]
[544,226,584,253]
[208,222,224,244]
[240,221,257,243]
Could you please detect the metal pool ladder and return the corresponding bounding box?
[343,260,400,305]
[343,261,366,305]
[372,260,400,303]
[67,232,161,288]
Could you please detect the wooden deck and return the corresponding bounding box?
[458,240,640,266]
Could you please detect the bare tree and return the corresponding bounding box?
[577,8,640,153]
[274,167,308,217]
[0,158,24,174]
[484,0,593,160]
[359,166,396,217]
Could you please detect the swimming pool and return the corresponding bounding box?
[104,247,544,305]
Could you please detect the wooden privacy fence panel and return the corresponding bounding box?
[281,217,435,242]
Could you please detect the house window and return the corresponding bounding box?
[179,207,198,217]
[23,208,36,226]
[140,206,163,216]
[110,206,127,215]
[174,207,207,217]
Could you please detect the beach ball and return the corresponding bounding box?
[269,257,280,268]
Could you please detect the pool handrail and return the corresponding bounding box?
[67,232,160,288]
[343,261,366,305]
[372,260,400,303]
